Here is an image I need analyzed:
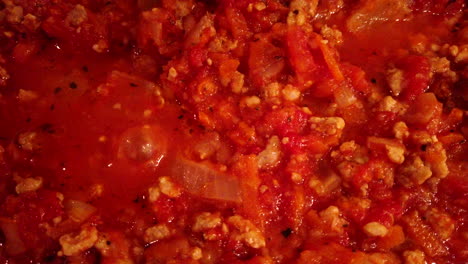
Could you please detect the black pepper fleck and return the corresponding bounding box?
[40,123,55,134]
[43,255,56,262]
[54,87,62,94]
[69,82,77,89]
[281,228,292,238]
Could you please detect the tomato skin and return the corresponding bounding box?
[398,55,431,102]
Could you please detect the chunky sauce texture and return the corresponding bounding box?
[0,0,467,263]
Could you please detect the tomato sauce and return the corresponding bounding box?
[0,0,467,263]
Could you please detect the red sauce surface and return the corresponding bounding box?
[0,0,467,263]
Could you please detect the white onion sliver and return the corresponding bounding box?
[64,200,97,223]
[170,158,241,202]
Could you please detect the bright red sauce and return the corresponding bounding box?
[0,0,467,263]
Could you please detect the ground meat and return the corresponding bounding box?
[18,89,38,102]
[227,215,266,249]
[308,172,341,196]
[282,84,301,101]
[144,224,173,243]
[66,5,88,27]
[287,0,318,26]
[403,250,426,264]
[320,25,343,46]
[424,208,455,240]
[192,212,222,232]
[59,226,98,256]
[318,206,348,234]
[398,155,433,186]
[386,68,404,96]
[158,176,182,198]
[363,222,388,237]
[147,186,160,202]
[22,14,41,31]
[257,136,281,169]
[5,2,23,24]
[377,96,407,114]
[14,176,43,194]
[0,66,9,86]
[309,116,345,136]
[393,121,409,140]
[17,131,40,151]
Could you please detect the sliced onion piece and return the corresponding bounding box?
[334,84,357,108]
[64,200,97,223]
[170,158,241,202]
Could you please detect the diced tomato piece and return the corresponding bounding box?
[219,58,240,86]
[317,36,344,81]
[224,7,252,40]
[402,211,448,257]
[366,111,397,137]
[376,225,405,250]
[439,176,468,200]
[248,39,285,87]
[286,27,317,85]
[282,134,329,155]
[405,93,442,126]
[188,47,208,68]
[298,244,355,264]
[311,78,338,98]
[261,106,309,137]
[365,200,403,227]
[341,63,371,94]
